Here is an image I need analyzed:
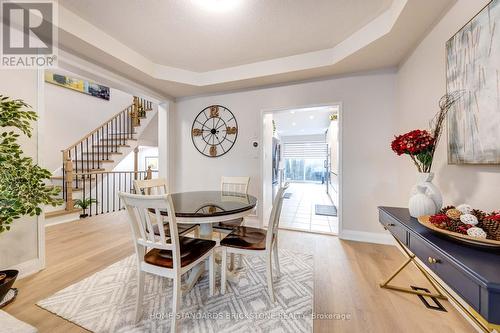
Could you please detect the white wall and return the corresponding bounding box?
[114,146,159,172]
[44,69,133,172]
[0,69,42,275]
[396,0,500,211]
[173,71,399,236]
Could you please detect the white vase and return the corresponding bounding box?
[408,172,442,218]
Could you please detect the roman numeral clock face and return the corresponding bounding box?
[191,105,238,157]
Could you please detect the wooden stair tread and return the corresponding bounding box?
[45,208,81,218]
[92,144,130,148]
[82,151,123,155]
[108,132,136,136]
[51,175,97,180]
[100,138,137,141]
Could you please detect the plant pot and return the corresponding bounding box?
[0,270,18,302]
[409,172,442,218]
[80,213,88,218]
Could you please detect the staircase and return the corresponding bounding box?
[45,96,156,225]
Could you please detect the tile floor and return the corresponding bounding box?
[279,182,338,234]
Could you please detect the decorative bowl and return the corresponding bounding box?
[0,270,18,302]
[417,216,500,248]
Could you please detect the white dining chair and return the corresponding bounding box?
[213,176,250,232]
[220,183,288,302]
[134,178,199,237]
[119,192,216,332]
[134,178,168,195]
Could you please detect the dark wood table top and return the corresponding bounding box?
[153,191,257,218]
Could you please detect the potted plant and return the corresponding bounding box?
[0,95,62,303]
[391,92,462,218]
[74,198,97,218]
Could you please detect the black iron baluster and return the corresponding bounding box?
[89,172,92,217]
[86,138,89,171]
[101,172,104,215]
[118,172,121,209]
[74,147,78,189]
[107,171,110,213]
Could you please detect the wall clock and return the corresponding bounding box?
[191,105,238,157]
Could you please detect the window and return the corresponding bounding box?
[283,141,327,182]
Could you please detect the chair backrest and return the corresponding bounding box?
[265,183,289,249]
[119,192,181,267]
[221,176,250,195]
[134,178,168,195]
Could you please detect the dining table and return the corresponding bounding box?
[154,190,258,293]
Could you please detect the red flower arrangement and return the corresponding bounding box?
[391,93,462,173]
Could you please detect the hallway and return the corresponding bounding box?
[280,182,338,234]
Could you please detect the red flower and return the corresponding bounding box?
[391,130,435,156]
[485,214,500,222]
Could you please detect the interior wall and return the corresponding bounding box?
[396,0,500,211]
[114,146,159,172]
[173,71,399,236]
[0,69,41,272]
[44,69,133,172]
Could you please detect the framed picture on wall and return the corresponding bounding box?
[45,71,110,101]
[446,0,500,164]
[145,156,159,171]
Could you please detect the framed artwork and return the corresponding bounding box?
[45,71,110,101]
[446,0,500,164]
[145,156,159,171]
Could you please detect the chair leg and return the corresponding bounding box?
[266,253,275,302]
[209,253,215,296]
[237,254,244,269]
[135,270,145,323]
[273,241,280,277]
[229,253,235,271]
[221,247,227,294]
[171,276,181,333]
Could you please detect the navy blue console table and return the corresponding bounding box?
[379,207,500,332]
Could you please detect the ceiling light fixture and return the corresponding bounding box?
[292,122,296,126]
[193,0,242,12]
[290,111,295,114]
[309,115,315,119]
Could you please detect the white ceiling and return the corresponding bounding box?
[61,0,391,72]
[55,0,455,98]
[273,106,337,136]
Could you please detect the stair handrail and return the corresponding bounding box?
[61,96,153,211]
[61,96,150,153]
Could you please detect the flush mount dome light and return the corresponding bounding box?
[193,0,242,12]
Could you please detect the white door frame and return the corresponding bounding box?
[259,102,343,237]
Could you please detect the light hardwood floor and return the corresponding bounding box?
[4,211,474,332]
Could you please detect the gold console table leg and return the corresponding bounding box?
[380,236,447,301]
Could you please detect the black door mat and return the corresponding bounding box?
[315,204,337,216]
[283,193,292,199]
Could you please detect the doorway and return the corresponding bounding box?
[261,104,341,235]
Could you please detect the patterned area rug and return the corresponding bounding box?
[38,249,313,333]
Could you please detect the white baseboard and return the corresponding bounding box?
[340,229,395,245]
[8,258,43,279]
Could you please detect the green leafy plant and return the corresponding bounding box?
[74,198,97,218]
[73,198,97,210]
[0,95,62,233]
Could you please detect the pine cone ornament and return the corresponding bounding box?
[440,205,456,214]
[471,209,487,222]
[446,220,463,233]
[446,208,462,221]
[482,217,500,241]
[460,214,479,226]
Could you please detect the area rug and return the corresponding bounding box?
[37,249,313,333]
[314,204,337,217]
